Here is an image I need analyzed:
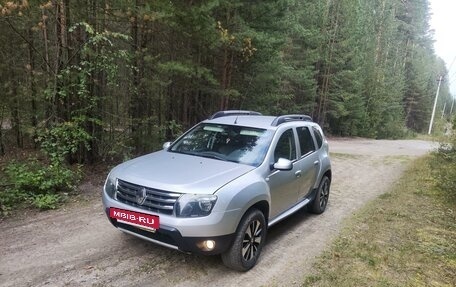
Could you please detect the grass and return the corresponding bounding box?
[329,152,364,159]
[302,156,456,287]
[380,155,413,165]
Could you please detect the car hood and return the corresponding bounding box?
[111,151,255,194]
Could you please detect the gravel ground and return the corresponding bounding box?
[0,138,436,287]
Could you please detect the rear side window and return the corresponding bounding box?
[297,127,315,156]
[312,127,323,149]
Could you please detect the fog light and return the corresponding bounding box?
[205,240,215,250]
[202,240,215,251]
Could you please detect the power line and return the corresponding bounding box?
[448,74,456,86]
[448,66,456,79]
[441,56,456,94]
[448,55,456,72]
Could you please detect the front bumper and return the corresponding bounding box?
[105,209,234,255]
[102,191,238,255]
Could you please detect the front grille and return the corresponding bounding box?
[116,179,182,215]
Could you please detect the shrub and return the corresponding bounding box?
[32,194,61,210]
[0,119,90,214]
[1,158,81,213]
[36,120,91,163]
[5,160,80,194]
[0,189,29,215]
[431,129,456,201]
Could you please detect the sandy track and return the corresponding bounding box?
[0,139,436,287]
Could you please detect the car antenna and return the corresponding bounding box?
[234,116,238,124]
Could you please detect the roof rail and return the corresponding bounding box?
[209,110,262,119]
[271,114,313,126]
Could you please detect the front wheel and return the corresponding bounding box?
[309,175,331,214]
[221,209,266,271]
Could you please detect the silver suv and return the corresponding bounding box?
[102,111,332,271]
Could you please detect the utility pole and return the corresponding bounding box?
[441,102,446,119]
[450,95,455,115]
[428,75,443,135]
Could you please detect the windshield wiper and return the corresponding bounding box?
[174,150,228,161]
[197,151,226,161]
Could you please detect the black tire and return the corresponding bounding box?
[309,175,331,214]
[221,209,266,271]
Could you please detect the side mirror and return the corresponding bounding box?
[163,142,172,150]
[273,158,293,171]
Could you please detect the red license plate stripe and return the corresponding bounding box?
[110,208,159,230]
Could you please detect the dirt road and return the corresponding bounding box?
[0,139,436,287]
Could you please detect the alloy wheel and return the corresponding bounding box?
[242,219,263,261]
[319,179,329,209]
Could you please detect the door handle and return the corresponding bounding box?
[295,170,302,178]
[313,160,320,166]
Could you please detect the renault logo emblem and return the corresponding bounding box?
[136,187,147,205]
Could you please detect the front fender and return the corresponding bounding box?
[213,176,270,234]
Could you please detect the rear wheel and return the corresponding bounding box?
[221,209,266,271]
[309,175,330,214]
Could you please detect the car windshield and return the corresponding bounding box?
[170,123,273,166]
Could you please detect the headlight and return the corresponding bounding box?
[104,174,117,198]
[175,194,217,217]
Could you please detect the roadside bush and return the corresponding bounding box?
[5,160,80,194]
[36,120,91,163]
[0,121,88,215]
[1,160,80,213]
[32,194,61,210]
[0,189,29,215]
[431,127,456,201]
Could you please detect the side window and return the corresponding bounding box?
[297,127,315,156]
[274,129,297,162]
[312,127,323,149]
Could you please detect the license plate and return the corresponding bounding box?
[110,208,159,231]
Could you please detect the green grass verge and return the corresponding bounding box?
[303,156,456,287]
[329,153,364,159]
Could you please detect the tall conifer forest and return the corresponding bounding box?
[0,0,452,161]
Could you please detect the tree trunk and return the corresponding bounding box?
[83,0,106,163]
[42,8,52,123]
[27,27,38,145]
[10,71,23,148]
[129,0,147,153]
[317,1,339,126]
[51,0,65,122]
[374,0,386,65]
[0,107,5,156]
[0,127,4,156]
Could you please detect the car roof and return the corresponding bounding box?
[203,115,314,130]
[203,115,276,129]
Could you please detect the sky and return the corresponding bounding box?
[429,0,456,96]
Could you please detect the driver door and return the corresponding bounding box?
[267,128,302,219]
